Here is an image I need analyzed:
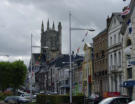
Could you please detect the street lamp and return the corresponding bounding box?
[69,12,95,104]
[30,34,48,102]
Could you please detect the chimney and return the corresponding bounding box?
[106,16,111,29]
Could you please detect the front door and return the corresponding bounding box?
[127,87,133,99]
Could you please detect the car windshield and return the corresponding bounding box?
[99,98,114,104]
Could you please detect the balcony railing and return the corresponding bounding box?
[109,65,122,73]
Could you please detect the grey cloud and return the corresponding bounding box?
[0,0,130,64]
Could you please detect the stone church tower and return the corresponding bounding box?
[41,20,62,61]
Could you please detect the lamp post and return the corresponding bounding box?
[30,34,48,102]
[69,12,95,104]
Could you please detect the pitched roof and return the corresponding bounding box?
[93,28,107,40]
[112,12,123,23]
[86,43,92,48]
[48,54,84,68]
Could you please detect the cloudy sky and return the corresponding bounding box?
[0,0,130,66]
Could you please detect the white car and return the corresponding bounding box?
[20,93,36,99]
[20,93,31,99]
[128,100,135,104]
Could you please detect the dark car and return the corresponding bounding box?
[5,96,30,104]
[98,96,131,104]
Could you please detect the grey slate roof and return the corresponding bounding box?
[93,28,107,40]
[48,54,84,68]
[112,12,123,23]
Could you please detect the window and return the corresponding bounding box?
[119,75,122,92]
[127,68,132,79]
[114,75,117,91]
[119,52,121,67]
[127,39,131,46]
[110,55,113,66]
[118,34,121,42]
[110,37,112,46]
[111,76,113,91]
[114,34,116,44]
[114,53,117,66]
[96,53,99,58]
[101,50,105,57]
[65,80,69,84]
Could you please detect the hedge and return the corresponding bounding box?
[37,94,84,104]
[0,91,13,101]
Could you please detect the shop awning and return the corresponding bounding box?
[121,80,135,87]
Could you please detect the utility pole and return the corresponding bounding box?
[69,11,72,104]
[30,34,33,102]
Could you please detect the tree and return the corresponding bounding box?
[10,60,27,92]
[0,62,12,91]
[0,60,27,92]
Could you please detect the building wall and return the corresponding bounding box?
[41,21,62,61]
[122,2,135,99]
[108,15,124,94]
[93,29,108,95]
[82,43,93,97]
[72,65,83,95]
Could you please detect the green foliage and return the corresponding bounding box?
[0,92,13,100]
[37,94,84,104]
[0,60,27,91]
[76,92,84,96]
[0,62,12,91]
[11,60,27,89]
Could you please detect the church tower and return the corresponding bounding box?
[41,20,62,61]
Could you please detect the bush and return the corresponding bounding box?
[37,94,84,104]
[0,91,13,101]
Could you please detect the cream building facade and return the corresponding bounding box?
[121,0,135,99]
[82,43,93,97]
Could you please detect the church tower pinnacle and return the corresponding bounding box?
[47,19,49,30]
[41,20,44,33]
[52,21,55,30]
[58,22,62,32]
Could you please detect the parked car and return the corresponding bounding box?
[88,95,103,104]
[98,96,131,104]
[5,96,30,104]
[128,100,135,104]
[45,91,58,95]
[20,93,36,99]
[20,93,30,99]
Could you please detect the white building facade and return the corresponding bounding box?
[122,0,135,99]
[108,13,124,94]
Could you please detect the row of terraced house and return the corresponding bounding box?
[27,0,135,100]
